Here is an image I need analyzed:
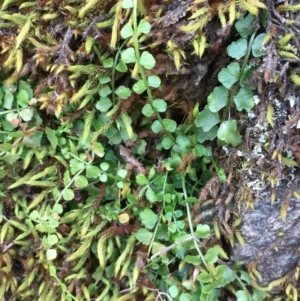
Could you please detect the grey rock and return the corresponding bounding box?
[231,175,300,287]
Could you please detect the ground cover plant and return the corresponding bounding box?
[1,0,300,300]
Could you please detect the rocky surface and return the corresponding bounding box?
[232,173,300,287]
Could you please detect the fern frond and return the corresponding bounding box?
[71,81,92,103]
[277,4,300,12]
[114,235,136,275]
[121,113,134,139]
[79,0,100,19]
[67,237,93,262]
[1,13,27,25]
[83,110,95,143]
[16,16,32,49]
[111,0,123,49]
[97,235,111,269]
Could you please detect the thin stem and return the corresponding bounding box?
[222,31,257,120]
[182,173,214,277]
[148,172,168,257]
[111,40,127,105]
[132,0,175,142]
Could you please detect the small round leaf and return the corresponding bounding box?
[142,104,154,117]
[227,38,248,59]
[153,99,167,112]
[151,120,163,133]
[140,51,155,69]
[121,47,136,64]
[137,19,151,34]
[121,23,133,39]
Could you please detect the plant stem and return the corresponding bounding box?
[182,173,212,274]
[222,31,257,120]
[148,172,168,257]
[132,0,175,142]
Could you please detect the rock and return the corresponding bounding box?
[232,174,300,287]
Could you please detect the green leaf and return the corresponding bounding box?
[239,66,257,89]
[63,189,74,201]
[45,127,58,150]
[253,289,266,301]
[217,120,242,146]
[137,19,151,34]
[122,0,133,8]
[169,285,179,298]
[120,23,133,39]
[194,105,220,131]
[179,293,191,301]
[162,136,174,149]
[99,174,107,182]
[86,165,101,178]
[151,120,163,133]
[3,92,14,109]
[148,75,161,88]
[218,62,240,89]
[6,112,18,124]
[140,51,155,69]
[133,80,147,94]
[99,85,112,97]
[70,159,85,174]
[96,97,113,112]
[74,175,88,188]
[235,14,256,37]
[19,108,33,122]
[176,135,189,148]
[121,47,136,63]
[142,104,154,117]
[227,38,248,59]
[100,162,109,171]
[21,131,43,147]
[49,265,56,277]
[146,187,157,203]
[140,208,158,229]
[236,290,252,301]
[91,142,105,157]
[136,174,149,185]
[208,86,228,112]
[239,271,251,285]
[16,90,29,107]
[118,169,127,178]
[163,119,177,132]
[184,255,201,265]
[202,284,214,294]
[19,80,33,98]
[197,271,212,282]
[49,218,59,228]
[116,61,128,72]
[53,204,63,214]
[252,33,267,57]
[204,247,219,264]
[99,75,111,84]
[103,58,113,68]
[46,249,57,260]
[115,85,131,99]
[198,126,218,143]
[215,265,236,288]
[234,88,254,111]
[136,228,153,245]
[0,153,20,164]
[195,224,210,238]
[153,99,167,112]
[47,234,58,246]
